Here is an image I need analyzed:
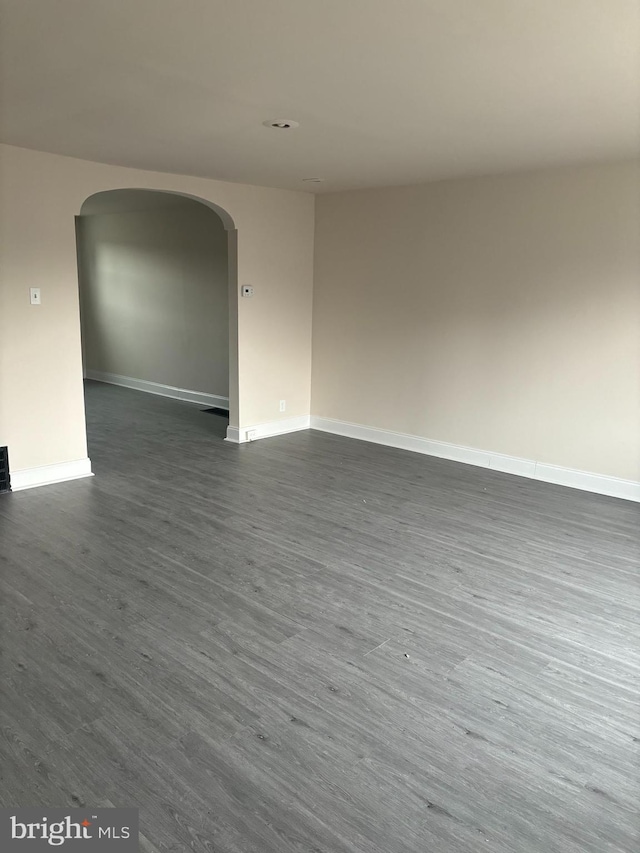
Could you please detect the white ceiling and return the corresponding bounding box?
[1,0,638,193]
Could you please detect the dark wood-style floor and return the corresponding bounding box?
[1,380,638,852]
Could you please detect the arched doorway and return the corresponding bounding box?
[75,188,239,465]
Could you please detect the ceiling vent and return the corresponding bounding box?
[263,119,299,129]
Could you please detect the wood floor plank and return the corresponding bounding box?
[0,380,638,851]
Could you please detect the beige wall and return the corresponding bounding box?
[0,143,314,473]
[78,202,229,397]
[312,161,640,481]
[3,142,637,486]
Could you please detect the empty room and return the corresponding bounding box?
[0,2,638,852]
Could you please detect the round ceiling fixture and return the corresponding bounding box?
[263,119,299,129]
[302,177,325,183]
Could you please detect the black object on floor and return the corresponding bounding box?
[0,446,10,493]
[201,407,229,418]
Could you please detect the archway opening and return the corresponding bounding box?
[75,188,238,471]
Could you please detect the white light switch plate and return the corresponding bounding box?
[30,287,41,305]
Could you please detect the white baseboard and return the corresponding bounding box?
[310,416,640,503]
[533,463,640,502]
[11,458,94,492]
[224,426,241,443]
[226,415,311,444]
[85,370,229,410]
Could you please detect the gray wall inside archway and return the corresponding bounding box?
[78,190,230,403]
[80,188,236,230]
